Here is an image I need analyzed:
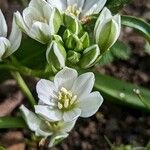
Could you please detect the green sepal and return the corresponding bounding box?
[80,32,90,49]
[80,44,100,68]
[46,41,66,70]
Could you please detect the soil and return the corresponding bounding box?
[0,0,150,150]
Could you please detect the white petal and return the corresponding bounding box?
[48,0,67,12]
[35,128,52,137]
[43,3,53,21]
[36,79,57,106]
[48,132,68,147]
[4,15,22,58]
[20,105,41,131]
[54,67,78,90]
[30,21,51,44]
[35,105,63,121]
[71,72,95,98]
[29,0,50,13]
[36,121,53,137]
[61,119,76,133]
[82,0,107,17]
[63,107,81,122]
[0,9,7,37]
[78,91,103,118]
[14,11,29,34]
[67,0,85,10]
[113,14,121,38]
[23,6,43,28]
[0,37,11,60]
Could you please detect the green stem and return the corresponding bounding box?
[0,63,53,78]
[11,71,36,109]
[0,117,26,128]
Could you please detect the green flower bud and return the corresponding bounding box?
[64,14,82,35]
[94,7,121,53]
[80,32,90,49]
[65,34,83,52]
[52,35,64,45]
[51,8,63,34]
[63,29,71,41]
[80,44,100,68]
[67,50,81,64]
[46,41,66,70]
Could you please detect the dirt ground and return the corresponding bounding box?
[0,0,150,150]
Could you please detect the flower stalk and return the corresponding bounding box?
[11,71,36,109]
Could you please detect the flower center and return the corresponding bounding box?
[57,87,77,111]
[66,4,81,17]
[45,121,62,132]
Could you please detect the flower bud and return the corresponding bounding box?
[64,14,82,35]
[94,7,121,53]
[63,29,71,41]
[65,34,83,52]
[46,41,66,70]
[80,32,90,49]
[79,44,100,68]
[67,50,81,64]
[15,0,63,44]
[52,35,64,45]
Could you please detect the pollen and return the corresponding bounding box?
[57,87,77,111]
[66,4,81,17]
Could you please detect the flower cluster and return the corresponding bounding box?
[14,0,121,71]
[21,67,103,147]
[0,0,122,147]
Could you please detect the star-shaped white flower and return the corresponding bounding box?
[35,67,103,122]
[47,0,107,19]
[20,105,76,147]
[0,9,22,60]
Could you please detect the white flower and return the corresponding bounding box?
[94,7,121,52]
[20,105,76,147]
[0,10,22,60]
[47,0,107,19]
[15,0,62,44]
[35,67,103,122]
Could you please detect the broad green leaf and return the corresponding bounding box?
[94,72,150,111]
[14,37,47,69]
[99,41,131,65]
[106,0,133,14]
[111,41,131,60]
[0,146,6,150]
[121,15,150,43]
[0,117,26,128]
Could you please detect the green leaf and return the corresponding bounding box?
[0,146,6,150]
[121,15,150,43]
[93,72,150,111]
[14,37,47,69]
[0,117,26,129]
[106,0,133,14]
[111,41,131,60]
[99,41,131,65]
